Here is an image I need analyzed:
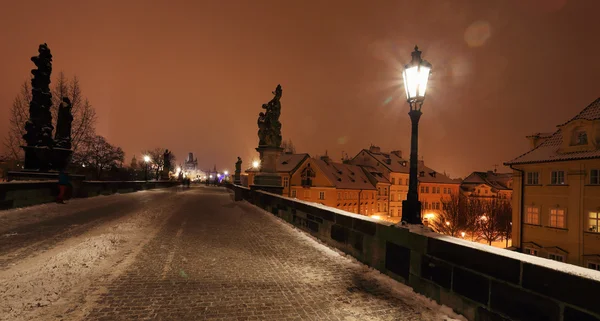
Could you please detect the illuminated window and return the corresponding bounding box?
[589,212,600,232]
[551,171,565,185]
[549,208,566,228]
[291,190,297,198]
[525,207,540,225]
[425,186,429,193]
[420,186,425,193]
[283,177,289,188]
[392,178,396,184]
[319,191,325,200]
[524,248,538,256]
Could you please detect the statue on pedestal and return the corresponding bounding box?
[257,84,283,148]
[163,149,172,180]
[234,157,242,184]
[23,43,55,170]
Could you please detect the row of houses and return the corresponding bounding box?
[242,145,513,224]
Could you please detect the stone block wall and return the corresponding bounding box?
[231,184,600,321]
[0,180,179,210]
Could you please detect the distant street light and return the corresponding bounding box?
[400,45,432,225]
[252,160,260,169]
[224,170,229,176]
[143,155,151,181]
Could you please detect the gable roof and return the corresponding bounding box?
[462,171,512,190]
[312,158,376,190]
[505,98,600,165]
[354,147,460,184]
[246,153,310,173]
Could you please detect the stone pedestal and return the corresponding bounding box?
[250,146,284,195]
[234,174,241,185]
[21,146,73,171]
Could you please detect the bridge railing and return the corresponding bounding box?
[229,184,600,321]
[0,180,180,210]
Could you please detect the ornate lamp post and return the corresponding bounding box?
[143,155,151,181]
[401,46,432,225]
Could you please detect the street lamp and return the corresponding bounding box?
[401,45,432,225]
[252,160,260,169]
[143,155,151,181]
[224,170,229,176]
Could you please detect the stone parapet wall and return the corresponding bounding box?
[0,180,179,210]
[229,184,600,321]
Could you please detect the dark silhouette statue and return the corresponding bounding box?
[257,84,283,148]
[54,97,73,149]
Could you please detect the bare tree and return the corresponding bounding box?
[281,139,296,154]
[463,197,484,241]
[143,148,174,180]
[497,198,513,247]
[75,135,124,179]
[3,81,31,161]
[431,193,465,237]
[477,198,505,245]
[3,73,96,162]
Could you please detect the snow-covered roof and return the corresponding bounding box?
[312,157,376,190]
[505,98,600,165]
[246,153,309,173]
[360,166,391,185]
[461,171,512,191]
[357,148,459,185]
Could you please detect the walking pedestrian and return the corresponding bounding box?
[56,169,71,204]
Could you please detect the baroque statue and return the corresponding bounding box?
[163,149,172,171]
[23,43,54,149]
[54,97,73,149]
[235,157,242,174]
[257,84,283,148]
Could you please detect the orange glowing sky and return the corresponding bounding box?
[0,0,598,177]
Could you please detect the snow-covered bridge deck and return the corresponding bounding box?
[0,186,463,321]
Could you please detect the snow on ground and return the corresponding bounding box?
[246,201,467,321]
[0,191,182,321]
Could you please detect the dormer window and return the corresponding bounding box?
[570,126,589,146]
[577,131,588,145]
[419,171,425,177]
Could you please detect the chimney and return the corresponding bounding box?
[320,155,331,163]
[391,150,403,158]
[369,145,381,153]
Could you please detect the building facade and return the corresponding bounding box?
[461,171,513,200]
[290,155,380,215]
[245,153,309,197]
[350,146,460,221]
[505,97,600,268]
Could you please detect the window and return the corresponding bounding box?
[551,171,565,185]
[588,261,600,271]
[425,186,429,193]
[338,192,341,200]
[291,190,297,198]
[576,131,588,145]
[283,177,289,188]
[344,192,348,199]
[319,191,325,200]
[525,207,540,225]
[436,187,441,193]
[524,248,538,256]
[549,208,566,228]
[589,212,600,232]
[399,179,403,185]
[392,178,396,184]
[377,188,381,196]
[526,172,539,185]
[391,194,395,201]
[435,202,440,210]
[384,188,388,196]
[377,203,380,211]
[443,187,447,194]
[423,202,428,210]
[591,169,599,185]
[420,186,425,193]
[548,253,564,262]
[390,208,395,216]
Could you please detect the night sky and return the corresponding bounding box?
[1,0,598,178]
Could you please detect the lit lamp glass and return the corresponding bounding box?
[402,46,432,104]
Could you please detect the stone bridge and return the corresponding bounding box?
[0,184,597,321]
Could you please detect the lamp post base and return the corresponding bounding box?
[401,199,422,225]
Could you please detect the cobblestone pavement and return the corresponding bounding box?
[0,190,173,270]
[81,187,463,321]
